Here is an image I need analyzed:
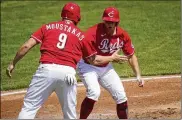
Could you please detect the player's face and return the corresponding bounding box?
[104,21,117,36]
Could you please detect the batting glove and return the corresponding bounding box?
[65,74,77,86]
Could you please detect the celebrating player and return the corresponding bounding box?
[78,7,144,119]
[6,3,127,119]
[6,2,85,119]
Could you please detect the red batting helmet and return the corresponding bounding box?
[61,2,81,24]
[102,7,120,22]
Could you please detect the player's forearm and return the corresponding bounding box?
[128,54,141,78]
[11,45,30,65]
[11,38,38,66]
[90,55,113,65]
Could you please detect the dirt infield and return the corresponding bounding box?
[1,76,181,119]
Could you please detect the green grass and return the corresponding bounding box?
[1,1,180,90]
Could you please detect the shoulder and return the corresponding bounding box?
[40,21,59,29]
[45,21,60,26]
[86,23,98,32]
[85,23,103,36]
[117,27,128,35]
[117,26,131,39]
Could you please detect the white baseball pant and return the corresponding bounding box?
[77,59,127,104]
[18,63,77,119]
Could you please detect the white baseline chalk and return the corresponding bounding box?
[1,75,180,96]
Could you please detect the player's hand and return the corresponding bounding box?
[137,77,144,87]
[6,62,15,78]
[64,74,77,86]
[112,49,128,63]
[118,56,129,64]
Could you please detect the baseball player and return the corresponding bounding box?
[6,2,85,119]
[77,7,144,119]
[6,3,127,119]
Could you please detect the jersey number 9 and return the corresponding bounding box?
[57,33,67,49]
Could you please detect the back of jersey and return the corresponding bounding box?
[31,20,85,69]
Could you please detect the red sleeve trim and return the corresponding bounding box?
[125,50,135,57]
[31,35,42,43]
[85,52,97,59]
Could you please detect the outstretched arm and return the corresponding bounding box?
[128,54,144,87]
[6,38,38,78]
[87,49,128,66]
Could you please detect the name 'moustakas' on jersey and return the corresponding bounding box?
[30,20,85,69]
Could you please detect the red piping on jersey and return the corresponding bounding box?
[31,35,42,43]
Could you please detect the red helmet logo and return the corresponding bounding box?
[102,7,120,22]
[61,2,81,24]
